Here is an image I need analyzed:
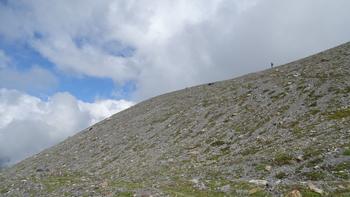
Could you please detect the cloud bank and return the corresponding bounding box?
[0,89,133,166]
[1,0,349,100]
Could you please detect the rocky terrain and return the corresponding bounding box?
[0,42,350,197]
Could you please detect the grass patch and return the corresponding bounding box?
[241,146,260,156]
[41,174,82,192]
[115,191,134,197]
[110,180,144,190]
[0,188,8,194]
[210,140,226,147]
[302,171,326,181]
[270,92,287,101]
[309,109,321,115]
[330,186,350,197]
[274,153,294,165]
[162,180,225,197]
[303,147,323,160]
[300,189,322,197]
[275,172,287,179]
[255,164,266,172]
[305,157,323,168]
[332,161,350,171]
[328,108,350,119]
[343,149,350,156]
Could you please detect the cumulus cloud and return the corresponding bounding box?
[1,0,350,100]
[0,89,134,166]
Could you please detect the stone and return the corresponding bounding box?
[308,182,323,194]
[248,188,260,194]
[219,184,231,193]
[190,178,199,184]
[286,189,302,197]
[189,151,199,156]
[296,155,303,162]
[100,181,108,188]
[265,165,272,171]
[249,179,268,186]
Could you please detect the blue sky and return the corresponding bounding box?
[0,35,135,102]
[0,0,350,166]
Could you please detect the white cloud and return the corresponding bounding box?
[0,88,134,166]
[79,99,134,125]
[1,0,350,100]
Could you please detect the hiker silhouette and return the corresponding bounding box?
[270,62,274,68]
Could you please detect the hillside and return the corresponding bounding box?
[0,42,350,197]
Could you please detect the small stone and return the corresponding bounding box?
[286,189,302,197]
[265,165,272,171]
[308,182,323,194]
[248,188,260,194]
[190,178,199,184]
[296,155,303,162]
[219,185,231,193]
[197,182,207,190]
[249,179,268,186]
[189,151,199,156]
[100,181,108,188]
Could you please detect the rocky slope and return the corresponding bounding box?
[1,42,350,197]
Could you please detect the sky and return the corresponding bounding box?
[0,0,350,167]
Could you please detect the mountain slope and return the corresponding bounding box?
[1,42,350,196]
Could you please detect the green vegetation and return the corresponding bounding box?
[300,189,322,197]
[110,180,144,190]
[254,164,266,172]
[41,174,82,192]
[161,179,272,197]
[115,191,134,197]
[302,171,326,181]
[309,109,321,115]
[327,108,350,119]
[162,180,225,197]
[305,157,323,168]
[270,92,287,101]
[343,149,350,156]
[210,140,226,147]
[332,161,350,171]
[241,146,260,156]
[275,172,287,179]
[274,153,294,165]
[303,147,323,160]
[330,186,350,197]
[0,187,8,194]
